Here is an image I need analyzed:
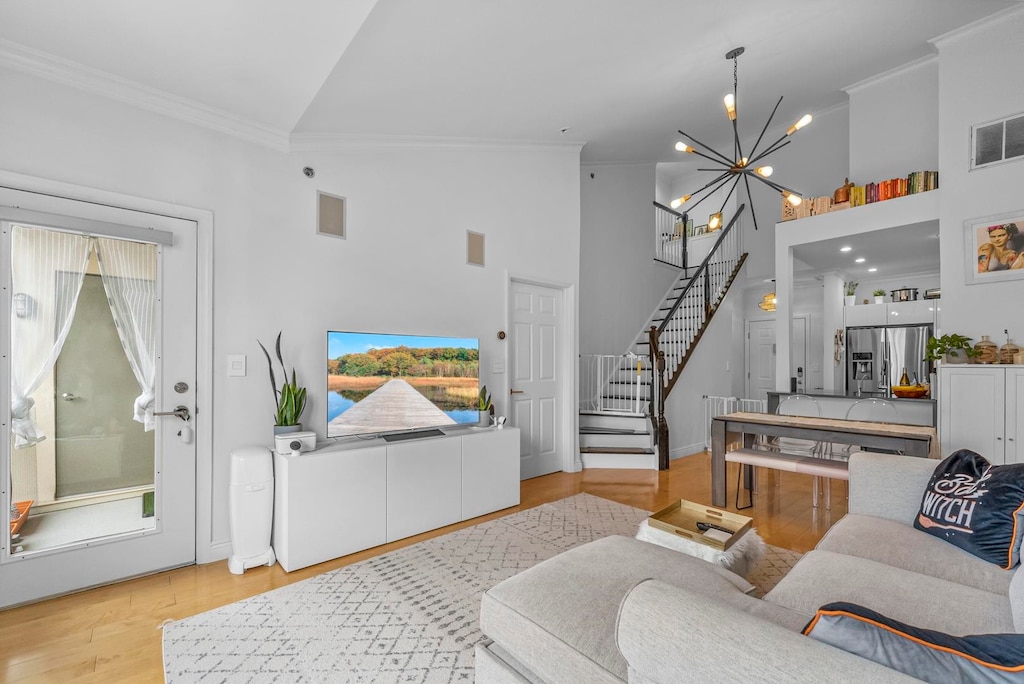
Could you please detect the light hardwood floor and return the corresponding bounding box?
[0,451,848,683]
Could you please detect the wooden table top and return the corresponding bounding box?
[715,411,939,458]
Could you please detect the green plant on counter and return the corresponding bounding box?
[925,334,981,362]
[873,289,886,297]
[844,281,858,296]
[478,385,493,411]
[258,331,307,426]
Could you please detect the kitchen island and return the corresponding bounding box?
[767,390,935,427]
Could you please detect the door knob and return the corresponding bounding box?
[61,392,79,401]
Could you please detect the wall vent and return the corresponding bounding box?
[971,112,1024,170]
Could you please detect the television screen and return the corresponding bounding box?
[327,331,480,438]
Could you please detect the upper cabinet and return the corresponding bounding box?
[844,300,937,328]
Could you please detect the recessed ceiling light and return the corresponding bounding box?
[855,257,866,263]
[868,267,878,272]
[840,246,852,252]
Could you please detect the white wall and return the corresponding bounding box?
[848,58,939,184]
[579,163,677,355]
[936,8,1024,341]
[0,66,582,559]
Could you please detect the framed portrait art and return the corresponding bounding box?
[964,211,1024,285]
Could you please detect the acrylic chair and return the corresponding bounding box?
[843,398,902,455]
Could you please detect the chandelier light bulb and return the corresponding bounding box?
[723,93,737,121]
[670,194,691,209]
[755,166,773,177]
[783,191,802,207]
[708,212,723,230]
[787,114,813,135]
[674,142,694,153]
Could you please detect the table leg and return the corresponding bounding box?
[711,419,726,507]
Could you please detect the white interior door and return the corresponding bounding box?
[746,320,776,402]
[1,189,197,607]
[510,281,562,479]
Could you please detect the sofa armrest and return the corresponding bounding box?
[616,580,921,684]
[847,452,937,524]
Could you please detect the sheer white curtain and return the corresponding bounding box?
[10,225,91,447]
[95,237,159,430]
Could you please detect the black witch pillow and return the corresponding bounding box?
[914,450,1024,569]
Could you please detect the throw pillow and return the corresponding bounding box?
[913,449,1024,569]
[804,602,1024,682]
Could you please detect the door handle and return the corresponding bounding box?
[510,389,524,394]
[154,405,191,422]
[61,392,79,401]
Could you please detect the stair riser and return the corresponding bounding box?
[579,433,654,449]
[579,414,650,431]
[581,452,659,470]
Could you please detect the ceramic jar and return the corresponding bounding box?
[975,335,999,364]
[1001,339,1021,365]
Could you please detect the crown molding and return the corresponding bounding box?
[843,54,938,95]
[289,132,585,154]
[931,4,1024,48]
[0,39,290,152]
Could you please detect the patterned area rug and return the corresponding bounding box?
[163,494,800,683]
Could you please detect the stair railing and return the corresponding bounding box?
[648,203,748,468]
[578,353,655,415]
[653,202,688,269]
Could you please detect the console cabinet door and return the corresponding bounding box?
[386,437,462,542]
[462,428,520,520]
[939,366,1005,464]
[1007,368,1024,465]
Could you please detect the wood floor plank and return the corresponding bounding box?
[0,450,846,682]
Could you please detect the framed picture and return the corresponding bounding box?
[964,211,1024,284]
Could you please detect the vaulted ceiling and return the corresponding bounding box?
[1,0,1019,162]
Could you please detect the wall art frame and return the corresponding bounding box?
[964,210,1024,284]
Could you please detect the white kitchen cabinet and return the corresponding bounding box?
[886,300,936,326]
[844,303,887,327]
[939,365,1023,465]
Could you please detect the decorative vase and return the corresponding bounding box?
[1000,339,1020,365]
[844,296,856,306]
[478,411,492,427]
[974,335,998,364]
[943,353,967,365]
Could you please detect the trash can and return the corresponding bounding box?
[228,446,276,574]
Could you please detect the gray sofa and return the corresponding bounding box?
[476,452,1024,683]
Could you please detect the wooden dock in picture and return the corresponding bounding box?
[328,378,455,437]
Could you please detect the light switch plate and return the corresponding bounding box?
[492,360,505,374]
[227,354,247,377]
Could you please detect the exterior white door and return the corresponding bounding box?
[0,189,197,607]
[510,281,562,479]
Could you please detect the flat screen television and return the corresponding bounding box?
[327,331,480,438]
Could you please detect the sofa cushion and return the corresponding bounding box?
[765,550,1015,635]
[913,449,1024,569]
[480,535,806,684]
[817,513,1013,595]
[804,601,1024,682]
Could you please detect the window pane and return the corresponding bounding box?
[975,122,1004,166]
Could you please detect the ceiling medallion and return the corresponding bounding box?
[670,46,811,231]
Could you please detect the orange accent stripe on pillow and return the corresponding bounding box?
[1005,500,1024,569]
[807,609,1024,672]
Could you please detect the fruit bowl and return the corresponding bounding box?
[892,385,929,399]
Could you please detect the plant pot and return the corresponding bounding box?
[874,296,884,304]
[943,353,966,365]
[478,411,492,427]
[274,424,302,436]
[844,296,856,306]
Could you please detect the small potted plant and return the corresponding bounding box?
[844,281,858,306]
[925,334,981,365]
[258,332,307,435]
[873,289,885,304]
[478,385,493,426]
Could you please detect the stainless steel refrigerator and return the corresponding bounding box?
[846,324,933,397]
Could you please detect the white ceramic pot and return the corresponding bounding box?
[844,296,856,306]
[874,296,884,304]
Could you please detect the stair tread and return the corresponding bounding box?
[580,427,650,435]
[579,447,655,454]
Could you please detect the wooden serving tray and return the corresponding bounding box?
[648,499,752,552]
[10,500,32,536]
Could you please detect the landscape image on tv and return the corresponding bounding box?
[327,331,480,438]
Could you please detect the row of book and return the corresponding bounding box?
[848,171,938,207]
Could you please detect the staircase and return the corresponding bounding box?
[579,203,749,469]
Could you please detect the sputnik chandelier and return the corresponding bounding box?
[670,47,811,231]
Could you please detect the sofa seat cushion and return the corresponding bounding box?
[765,550,1014,635]
[480,535,808,684]
[818,514,1014,595]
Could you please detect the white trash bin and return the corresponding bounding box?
[228,446,276,574]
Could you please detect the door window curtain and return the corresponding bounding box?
[95,237,159,430]
[9,225,91,448]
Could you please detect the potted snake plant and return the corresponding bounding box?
[258,331,307,435]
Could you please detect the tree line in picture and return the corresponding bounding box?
[328,346,479,378]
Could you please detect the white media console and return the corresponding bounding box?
[272,426,520,572]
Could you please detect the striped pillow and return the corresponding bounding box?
[804,602,1024,682]
[913,449,1024,569]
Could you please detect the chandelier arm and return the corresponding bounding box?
[747,138,791,168]
[732,119,744,165]
[677,130,735,166]
[752,174,801,197]
[742,174,760,231]
[680,175,735,214]
[685,171,733,198]
[746,95,783,161]
[718,176,743,215]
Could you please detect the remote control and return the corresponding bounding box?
[696,521,734,535]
